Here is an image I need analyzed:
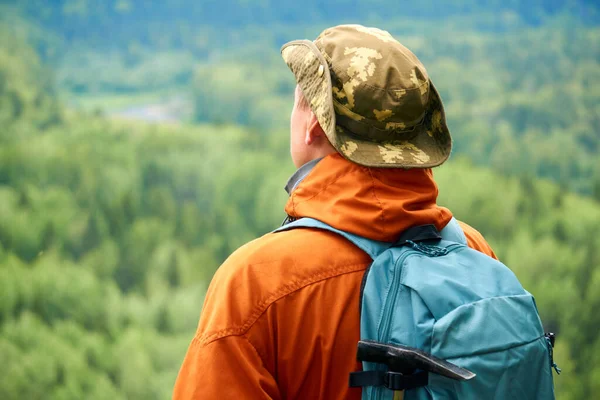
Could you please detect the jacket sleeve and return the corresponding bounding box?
[173,335,281,400]
[457,220,498,260]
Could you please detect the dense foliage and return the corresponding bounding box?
[4,98,600,400]
[0,26,62,130]
[0,117,286,399]
[0,3,598,399]
[190,22,600,196]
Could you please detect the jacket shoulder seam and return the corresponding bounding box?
[196,262,368,346]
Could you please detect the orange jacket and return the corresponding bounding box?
[173,154,496,399]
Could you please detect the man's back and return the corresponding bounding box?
[173,154,496,399]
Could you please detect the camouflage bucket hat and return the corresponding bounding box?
[281,24,452,168]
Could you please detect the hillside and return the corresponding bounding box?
[0,5,599,399]
[4,1,596,196]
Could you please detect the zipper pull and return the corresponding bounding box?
[405,240,449,257]
[545,333,561,374]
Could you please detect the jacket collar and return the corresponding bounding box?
[284,153,453,242]
[285,157,323,195]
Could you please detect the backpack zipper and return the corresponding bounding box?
[375,251,410,400]
[377,243,462,341]
[375,243,462,399]
[377,251,412,341]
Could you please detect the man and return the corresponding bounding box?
[173,24,496,399]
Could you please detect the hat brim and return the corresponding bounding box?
[281,40,452,169]
[281,40,337,146]
[334,83,452,168]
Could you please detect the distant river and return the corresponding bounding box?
[109,97,190,123]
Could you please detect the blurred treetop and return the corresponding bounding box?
[1,0,598,54]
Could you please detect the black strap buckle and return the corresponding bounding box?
[386,371,429,390]
[394,224,442,246]
[349,370,428,391]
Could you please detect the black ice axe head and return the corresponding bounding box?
[357,340,476,381]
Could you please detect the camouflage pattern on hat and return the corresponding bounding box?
[281,24,452,168]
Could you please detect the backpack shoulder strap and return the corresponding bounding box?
[439,218,468,245]
[274,218,391,260]
[274,217,467,258]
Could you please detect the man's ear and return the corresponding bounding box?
[305,112,326,145]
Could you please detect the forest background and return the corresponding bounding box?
[0,0,599,398]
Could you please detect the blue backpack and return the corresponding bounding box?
[277,217,558,399]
